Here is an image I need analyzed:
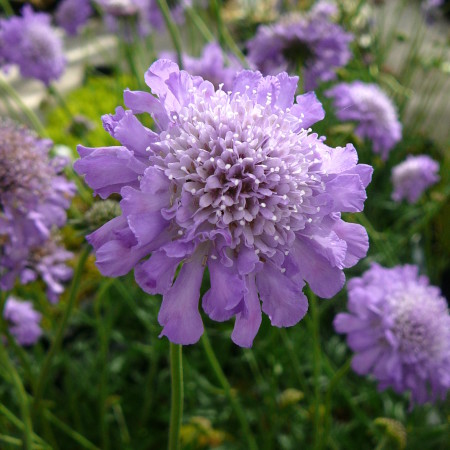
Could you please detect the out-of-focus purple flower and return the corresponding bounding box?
[0,6,65,85]
[421,0,443,22]
[247,5,353,90]
[0,120,75,296]
[75,60,372,347]
[391,155,439,203]
[3,297,42,346]
[325,81,402,159]
[160,42,242,91]
[334,264,450,406]
[55,0,93,36]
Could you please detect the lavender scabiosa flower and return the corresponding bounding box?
[3,297,42,346]
[55,0,93,36]
[325,81,402,159]
[75,60,372,347]
[0,120,75,294]
[391,155,439,204]
[247,5,353,90]
[334,264,450,406]
[0,6,65,85]
[160,42,242,91]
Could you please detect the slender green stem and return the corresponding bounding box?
[308,291,322,450]
[0,404,50,448]
[48,84,73,119]
[168,343,183,450]
[0,0,13,15]
[211,0,248,67]
[32,246,91,418]
[0,77,46,136]
[184,7,215,43]
[156,0,184,69]
[322,359,351,446]
[44,410,101,450]
[201,331,257,450]
[0,346,34,450]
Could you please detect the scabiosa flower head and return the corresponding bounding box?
[160,42,242,91]
[75,60,372,347]
[0,120,75,293]
[334,264,450,406]
[0,6,65,85]
[391,155,439,203]
[247,5,353,90]
[55,0,93,36]
[3,297,42,346]
[326,81,402,159]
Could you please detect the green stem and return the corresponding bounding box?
[0,77,46,136]
[0,347,34,450]
[156,0,184,69]
[201,331,257,450]
[0,404,50,448]
[184,6,215,43]
[168,343,183,450]
[32,246,90,418]
[0,0,13,15]
[44,410,101,450]
[308,291,322,450]
[322,359,351,447]
[211,0,248,67]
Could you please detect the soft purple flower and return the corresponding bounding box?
[160,42,242,91]
[55,0,93,36]
[421,0,443,22]
[75,60,372,347]
[247,6,353,90]
[325,81,402,159]
[391,155,439,203]
[334,264,450,406]
[0,6,65,85]
[0,120,75,295]
[3,297,42,346]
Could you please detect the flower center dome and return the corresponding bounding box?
[153,86,325,256]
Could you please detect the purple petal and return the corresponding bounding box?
[291,92,325,128]
[158,252,205,345]
[327,174,367,212]
[288,237,345,298]
[333,221,369,268]
[232,274,262,347]
[202,255,246,321]
[256,263,308,327]
[134,251,181,294]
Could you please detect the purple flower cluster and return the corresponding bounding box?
[325,81,402,159]
[75,60,372,347]
[56,0,93,36]
[160,42,242,91]
[334,264,450,406]
[391,155,439,203]
[247,3,353,90]
[0,120,75,301]
[0,6,66,85]
[3,297,42,346]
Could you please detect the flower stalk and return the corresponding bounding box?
[168,343,183,450]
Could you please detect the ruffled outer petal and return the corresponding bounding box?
[288,237,345,298]
[291,92,325,129]
[232,274,262,347]
[158,252,205,345]
[74,145,145,198]
[256,263,308,327]
[134,251,182,295]
[202,255,246,322]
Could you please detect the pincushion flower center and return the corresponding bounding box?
[157,88,321,250]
